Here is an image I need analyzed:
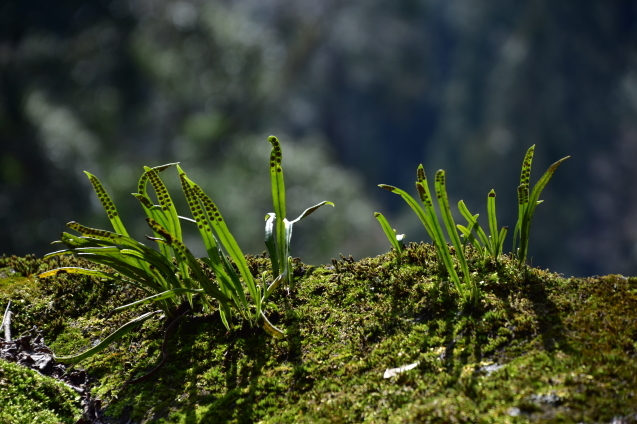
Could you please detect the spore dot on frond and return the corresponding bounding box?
[417,167,426,181]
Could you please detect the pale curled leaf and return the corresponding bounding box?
[260,311,285,339]
[383,361,420,378]
[264,213,279,277]
[290,201,335,224]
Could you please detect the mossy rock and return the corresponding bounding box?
[0,358,82,423]
[1,247,636,423]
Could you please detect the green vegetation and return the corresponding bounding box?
[264,136,334,289]
[457,189,508,263]
[456,145,569,269]
[1,250,636,423]
[373,212,405,262]
[379,166,480,306]
[511,146,570,267]
[2,139,633,423]
[38,136,332,363]
[0,358,81,424]
[377,146,568,307]
[37,163,205,363]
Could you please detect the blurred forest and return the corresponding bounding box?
[1,0,637,277]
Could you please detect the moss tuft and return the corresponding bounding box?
[0,358,81,423]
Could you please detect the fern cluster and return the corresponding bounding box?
[38,138,567,364]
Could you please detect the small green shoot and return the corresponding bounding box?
[264,136,334,288]
[374,212,404,262]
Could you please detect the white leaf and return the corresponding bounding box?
[383,361,419,378]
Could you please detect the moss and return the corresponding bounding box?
[1,247,637,423]
[0,273,37,297]
[0,359,81,423]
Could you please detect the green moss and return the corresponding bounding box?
[0,268,38,298]
[1,248,636,423]
[47,318,95,356]
[0,359,81,424]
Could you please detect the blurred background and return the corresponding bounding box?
[1,0,637,277]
